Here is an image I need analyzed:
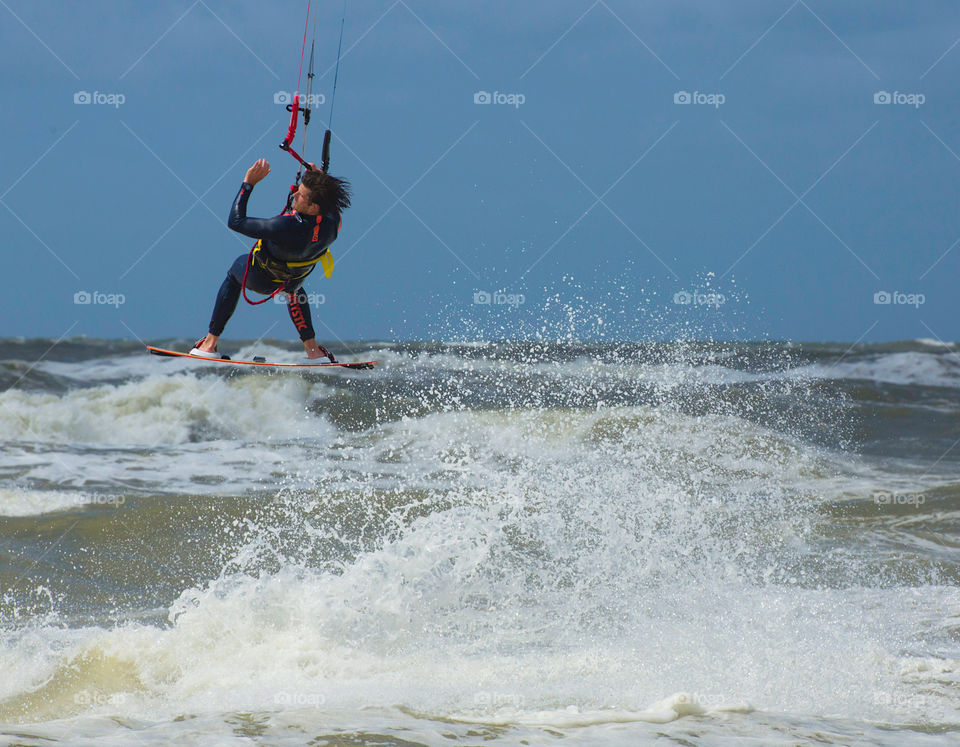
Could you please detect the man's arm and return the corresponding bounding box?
[226,158,289,239]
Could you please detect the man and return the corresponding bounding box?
[192,158,351,361]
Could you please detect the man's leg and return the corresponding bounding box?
[197,256,246,352]
[287,289,335,361]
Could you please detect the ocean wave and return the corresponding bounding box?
[3,339,960,742]
[0,373,336,446]
[0,488,103,517]
[789,351,960,388]
[9,338,960,395]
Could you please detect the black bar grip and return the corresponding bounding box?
[321,129,332,172]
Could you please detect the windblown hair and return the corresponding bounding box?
[302,170,351,214]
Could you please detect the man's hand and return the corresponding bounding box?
[244,158,271,186]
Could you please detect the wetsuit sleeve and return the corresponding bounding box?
[227,183,292,240]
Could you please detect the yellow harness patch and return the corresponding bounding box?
[251,240,333,281]
[319,250,334,278]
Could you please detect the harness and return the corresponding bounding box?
[241,216,336,306]
[251,241,328,283]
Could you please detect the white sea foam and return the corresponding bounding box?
[3,406,956,738]
[3,345,959,743]
[0,371,341,499]
[29,343,960,393]
[788,351,960,388]
[913,338,956,350]
[0,440,330,497]
[0,488,116,516]
[525,356,766,388]
[0,373,336,446]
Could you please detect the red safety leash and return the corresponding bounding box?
[241,242,285,306]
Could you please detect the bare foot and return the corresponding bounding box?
[197,333,219,353]
[303,339,336,362]
[305,347,333,360]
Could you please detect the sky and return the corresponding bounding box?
[1,0,958,344]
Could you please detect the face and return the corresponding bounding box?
[292,183,319,214]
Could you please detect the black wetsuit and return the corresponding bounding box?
[208,182,341,341]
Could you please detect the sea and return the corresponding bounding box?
[1,336,959,746]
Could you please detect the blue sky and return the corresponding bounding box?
[1,0,958,344]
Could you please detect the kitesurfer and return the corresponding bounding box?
[192,158,351,361]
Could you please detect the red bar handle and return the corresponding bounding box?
[282,94,300,147]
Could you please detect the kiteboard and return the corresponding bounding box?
[146,346,377,370]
